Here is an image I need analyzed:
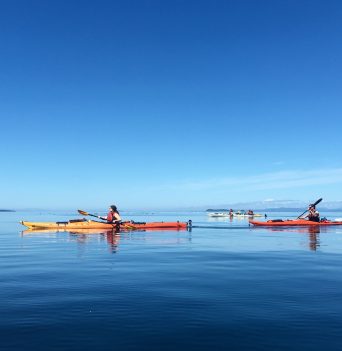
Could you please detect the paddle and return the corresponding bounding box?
[78,209,103,220]
[297,198,322,219]
[78,209,136,230]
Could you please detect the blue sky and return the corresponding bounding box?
[1,0,342,210]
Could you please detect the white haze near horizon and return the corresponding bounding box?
[2,168,342,210]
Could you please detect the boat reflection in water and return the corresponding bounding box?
[308,226,320,251]
[207,215,234,223]
[69,230,121,254]
[21,227,191,254]
[258,226,322,251]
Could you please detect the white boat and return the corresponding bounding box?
[207,212,231,217]
[232,211,263,217]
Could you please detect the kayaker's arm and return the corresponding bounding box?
[99,214,122,223]
[78,209,121,223]
[107,218,121,223]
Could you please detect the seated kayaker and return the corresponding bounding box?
[304,204,320,222]
[98,205,122,224]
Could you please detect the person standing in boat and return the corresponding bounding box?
[304,204,320,222]
[98,205,122,224]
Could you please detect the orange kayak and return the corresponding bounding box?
[21,219,190,230]
[249,219,342,226]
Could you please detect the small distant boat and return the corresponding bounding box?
[232,211,263,217]
[207,210,264,217]
[207,212,231,217]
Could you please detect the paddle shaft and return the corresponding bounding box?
[78,209,104,219]
[88,213,101,219]
[297,198,322,219]
[78,209,128,230]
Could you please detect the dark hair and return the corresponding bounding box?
[110,205,119,214]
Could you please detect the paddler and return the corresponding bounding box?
[98,205,122,224]
[304,204,320,222]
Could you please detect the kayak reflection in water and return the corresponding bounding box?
[105,230,120,254]
[308,226,320,251]
[98,205,122,229]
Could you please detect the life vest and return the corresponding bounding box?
[107,211,120,223]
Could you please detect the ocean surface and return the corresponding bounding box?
[1,210,342,351]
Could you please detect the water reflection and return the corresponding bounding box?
[68,230,121,253]
[208,216,233,223]
[105,231,120,253]
[21,227,191,254]
[308,226,320,252]
[259,226,321,251]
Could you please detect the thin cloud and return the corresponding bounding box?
[157,168,342,192]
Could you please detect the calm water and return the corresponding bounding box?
[1,210,342,350]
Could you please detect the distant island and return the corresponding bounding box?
[0,209,15,212]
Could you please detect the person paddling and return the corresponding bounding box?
[303,204,320,222]
[98,205,122,224]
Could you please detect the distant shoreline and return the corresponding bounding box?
[0,209,15,212]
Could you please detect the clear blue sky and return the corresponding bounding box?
[1,0,342,210]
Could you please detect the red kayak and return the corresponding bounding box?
[249,219,342,227]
